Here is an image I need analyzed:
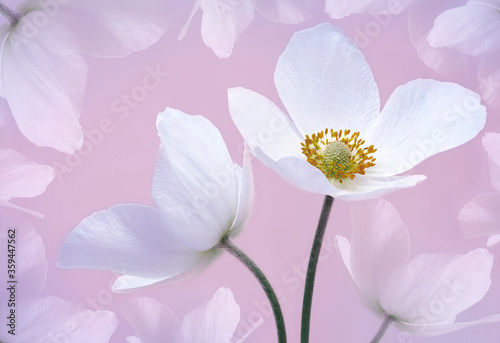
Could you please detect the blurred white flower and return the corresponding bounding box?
[229,23,486,200]
[179,0,319,58]
[59,108,253,291]
[123,287,257,343]
[0,0,169,153]
[459,132,500,247]
[336,198,500,336]
[324,0,413,19]
[0,220,118,343]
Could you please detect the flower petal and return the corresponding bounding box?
[325,0,412,18]
[380,249,494,324]
[256,0,317,23]
[397,314,500,336]
[483,132,500,191]
[369,79,486,175]
[428,1,500,56]
[478,51,500,110]
[60,0,170,57]
[459,192,500,240]
[274,23,380,136]
[228,87,304,161]
[347,199,410,310]
[58,204,207,281]
[408,0,470,78]
[153,108,241,251]
[1,12,86,153]
[176,287,240,343]
[122,297,179,343]
[0,148,54,199]
[199,0,256,58]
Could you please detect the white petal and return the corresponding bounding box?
[459,192,500,239]
[348,199,410,310]
[408,0,470,78]
[200,0,256,58]
[0,148,54,198]
[0,198,44,217]
[487,234,500,247]
[325,0,412,19]
[126,337,142,343]
[153,108,241,251]
[1,12,86,153]
[60,0,169,57]
[397,314,500,336]
[478,51,500,110]
[228,87,304,161]
[229,147,254,237]
[380,249,494,324]
[274,23,380,136]
[176,287,240,343]
[369,79,486,175]
[122,297,179,343]
[256,0,316,23]
[58,204,208,281]
[483,132,500,191]
[428,1,500,56]
[0,296,118,343]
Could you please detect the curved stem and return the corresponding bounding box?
[219,237,287,343]
[370,315,395,343]
[301,195,334,343]
[0,3,21,26]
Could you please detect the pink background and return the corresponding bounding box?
[3,2,500,342]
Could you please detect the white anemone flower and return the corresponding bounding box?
[0,221,118,343]
[123,287,258,343]
[459,132,500,247]
[178,0,319,58]
[336,198,500,337]
[229,23,486,200]
[58,108,253,291]
[0,0,169,153]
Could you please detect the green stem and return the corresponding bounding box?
[219,237,287,343]
[0,3,21,26]
[301,195,334,343]
[370,315,395,343]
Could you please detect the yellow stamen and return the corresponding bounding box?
[300,129,377,183]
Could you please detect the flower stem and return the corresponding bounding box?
[219,237,287,343]
[0,2,21,26]
[301,195,334,343]
[370,315,395,343]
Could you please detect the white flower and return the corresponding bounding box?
[123,287,257,343]
[0,220,118,343]
[0,0,169,153]
[459,132,500,247]
[58,108,253,291]
[336,198,500,336]
[228,23,486,200]
[325,0,413,19]
[178,0,318,58]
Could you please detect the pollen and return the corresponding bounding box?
[300,129,377,183]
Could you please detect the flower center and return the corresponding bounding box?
[300,129,377,183]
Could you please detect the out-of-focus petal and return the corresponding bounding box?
[369,79,486,175]
[60,0,170,57]
[200,0,256,58]
[256,0,318,23]
[176,287,240,343]
[459,192,500,240]
[153,108,241,251]
[478,51,500,110]
[228,87,304,161]
[428,1,500,56]
[483,132,500,191]
[1,12,86,153]
[398,314,500,336]
[348,199,410,310]
[122,297,179,343]
[58,204,208,282]
[274,23,380,136]
[0,148,55,198]
[380,249,493,324]
[325,0,412,19]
